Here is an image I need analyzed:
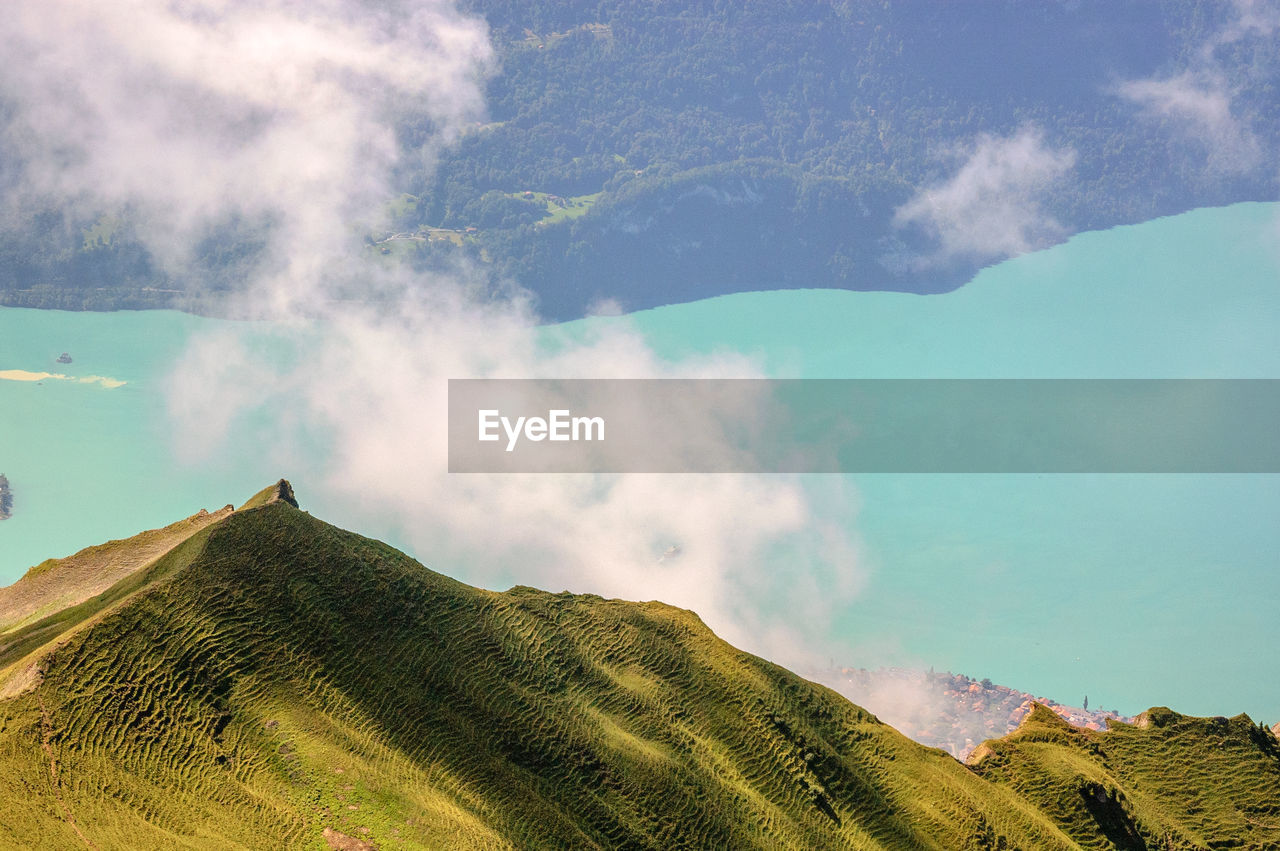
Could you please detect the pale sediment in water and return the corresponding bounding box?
[0,369,67,382]
[0,368,125,388]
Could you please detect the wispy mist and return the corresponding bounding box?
[1,1,493,299]
[1115,0,1278,177]
[0,0,863,668]
[893,126,1076,268]
[1118,71,1263,176]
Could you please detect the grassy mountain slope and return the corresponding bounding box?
[0,505,234,702]
[0,505,232,634]
[0,483,1275,849]
[971,704,1280,850]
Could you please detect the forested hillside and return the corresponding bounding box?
[2,0,1276,317]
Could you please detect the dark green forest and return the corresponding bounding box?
[2,0,1276,318]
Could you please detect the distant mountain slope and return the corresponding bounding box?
[816,667,1131,759]
[0,483,1275,849]
[5,1,1276,317]
[430,0,1280,317]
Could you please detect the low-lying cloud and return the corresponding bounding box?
[892,126,1076,268]
[0,0,863,669]
[1117,71,1263,176]
[1217,0,1280,48]
[1115,0,1278,178]
[0,0,493,307]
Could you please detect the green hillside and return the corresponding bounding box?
[0,483,1275,849]
[970,704,1280,849]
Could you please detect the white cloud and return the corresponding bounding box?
[893,126,1076,267]
[164,286,867,666]
[1218,0,1280,46]
[0,0,865,670]
[1116,0,1277,177]
[0,0,494,307]
[1117,71,1263,175]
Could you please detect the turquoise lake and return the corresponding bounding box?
[2,201,1278,720]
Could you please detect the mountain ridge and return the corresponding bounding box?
[0,482,1276,849]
